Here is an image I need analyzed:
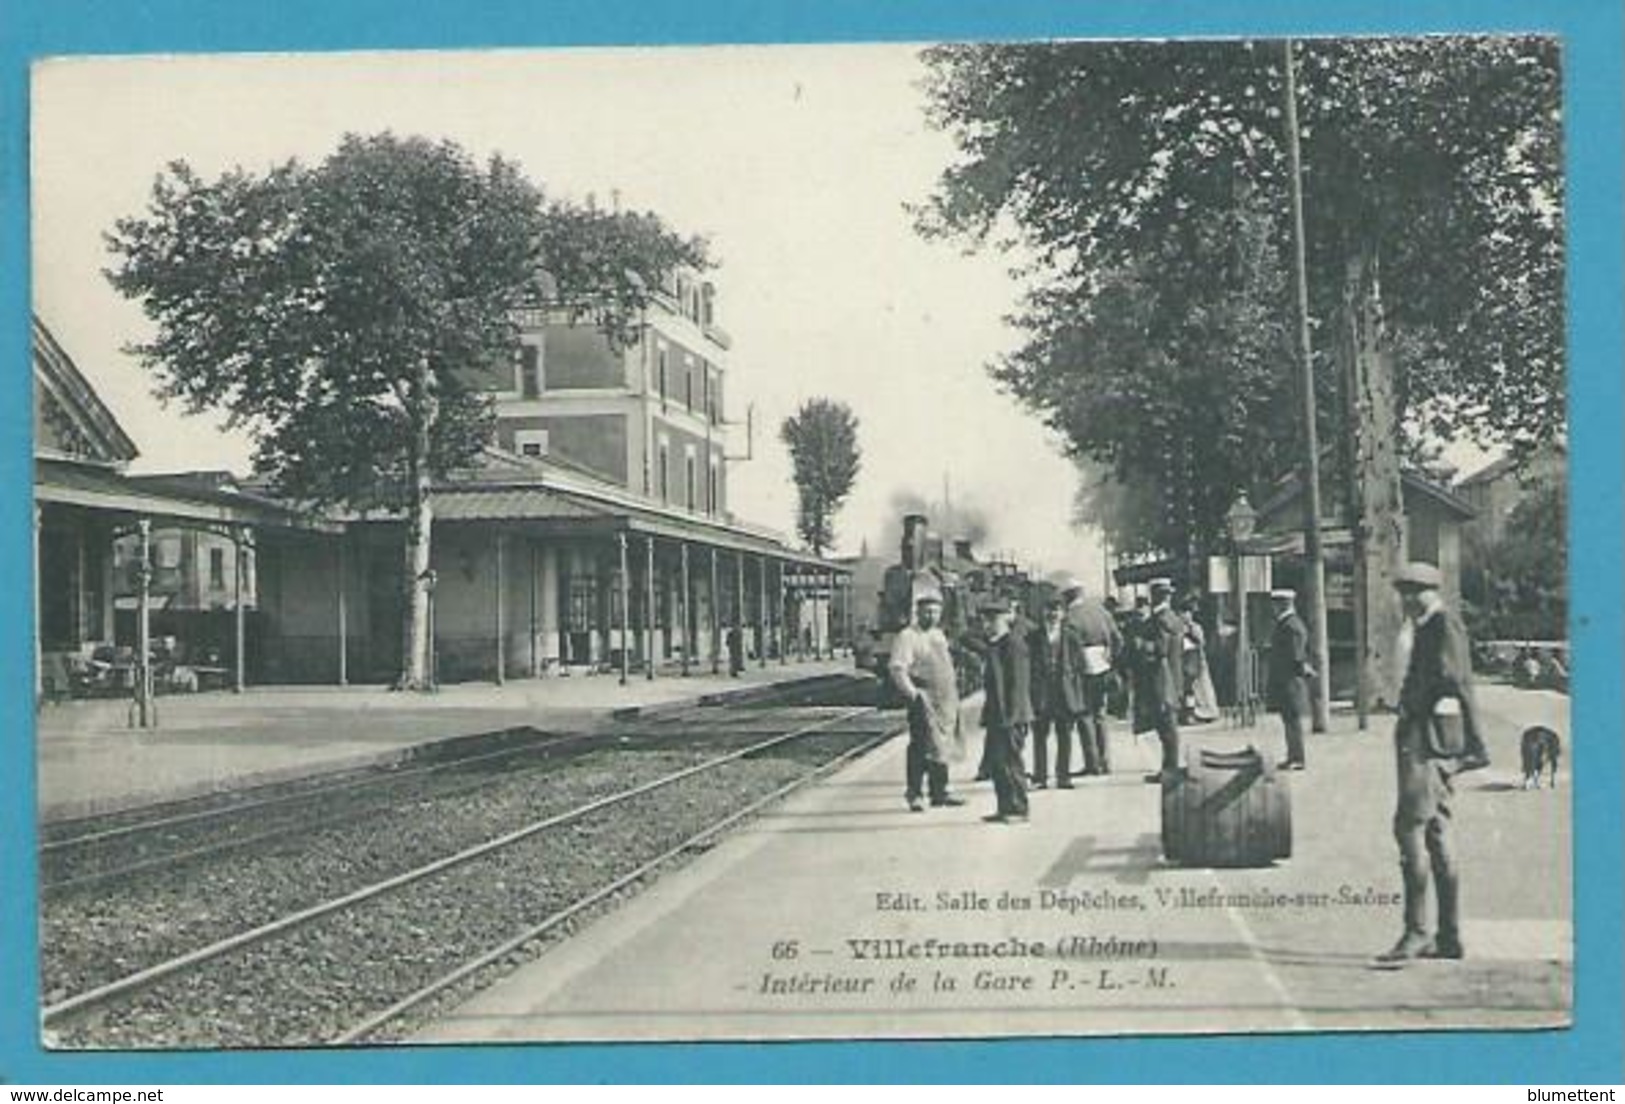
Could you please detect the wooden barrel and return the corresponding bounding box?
[1161,746,1291,867]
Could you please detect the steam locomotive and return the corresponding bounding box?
[862,513,1055,700]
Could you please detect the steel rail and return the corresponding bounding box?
[332,720,897,1045]
[45,704,835,893]
[40,728,572,852]
[41,674,862,848]
[44,691,840,860]
[42,705,877,1026]
[42,732,615,895]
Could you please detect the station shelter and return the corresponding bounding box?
[256,447,851,686]
[33,315,851,698]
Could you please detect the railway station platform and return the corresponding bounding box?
[416,683,1571,1042]
[34,659,858,821]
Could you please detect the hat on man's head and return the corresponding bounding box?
[1393,562,1443,592]
[1148,577,1174,593]
[912,576,944,606]
[978,595,1013,616]
[1269,588,1297,601]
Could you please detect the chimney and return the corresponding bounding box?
[900,514,928,571]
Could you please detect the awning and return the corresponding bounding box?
[426,481,847,572]
[35,459,342,533]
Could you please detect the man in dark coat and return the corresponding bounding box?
[1266,588,1313,771]
[1063,580,1124,775]
[1378,562,1488,962]
[1027,597,1087,788]
[1132,578,1185,784]
[978,596,1033,823]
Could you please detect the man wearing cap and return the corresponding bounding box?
[1131,578,1185,783]
[1266,588,1313,771]
[1063,580,1124,776]
[889,586,968,813]
[1380,561,1487,962]
[977,595,1033,823]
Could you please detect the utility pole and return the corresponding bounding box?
[1284,37,1332,733]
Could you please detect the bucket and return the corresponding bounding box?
[1161,746,1292,867]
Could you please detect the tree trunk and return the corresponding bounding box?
[1338,243,1407,710]
[396,359,438,691]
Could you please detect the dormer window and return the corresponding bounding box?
[515,429,549,458]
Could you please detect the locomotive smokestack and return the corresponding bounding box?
[901,514,928,571]
[953,537,974,561]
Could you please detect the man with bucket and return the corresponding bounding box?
[1378,561,1490,963]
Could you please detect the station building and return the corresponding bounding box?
[34,273,850,698]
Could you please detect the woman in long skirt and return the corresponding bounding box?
[1179,601,1220,724]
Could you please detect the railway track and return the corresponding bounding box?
[41,727,595,893]
[41,673,880,892]
[41,704,880,995]
[41,680,899,1048]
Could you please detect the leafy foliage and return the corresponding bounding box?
[1462,476,1566,640]
[106,131,712,686]
[108,136,536,506]
[107,132,712,509]
[779,398,862,554]
[1002,193,1304,557]
[918,37,1565,554]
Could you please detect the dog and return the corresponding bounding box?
[1519,725,1562,790]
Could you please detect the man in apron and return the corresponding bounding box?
[888,582,967,812]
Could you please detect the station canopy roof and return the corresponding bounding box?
[356,447,848,572]
[36,457,342,534]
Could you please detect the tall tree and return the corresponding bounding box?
[107,132,709,688]
[919,37,1561,697]
[780,398,862,555]
[918,37,1562,452]
[1462,475,1566,640]
[1002,193,1305,571]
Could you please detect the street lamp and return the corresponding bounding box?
[1226,494,1257,724]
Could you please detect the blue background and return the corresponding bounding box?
[1,0,1619,1085]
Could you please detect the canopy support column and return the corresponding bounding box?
[757,554,768,669]
[134,517,154,728]
[617,533,630,687]
[240,526,256,689]
[679,542,692,677]
[645,534,657,681]
[734,552,745,677]
[709,547,721,675]
[494,530,506,685]
[528,540,540,678]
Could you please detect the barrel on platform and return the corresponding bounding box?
[1160,746,1292,867]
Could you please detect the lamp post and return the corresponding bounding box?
[1226,494,1257,725]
